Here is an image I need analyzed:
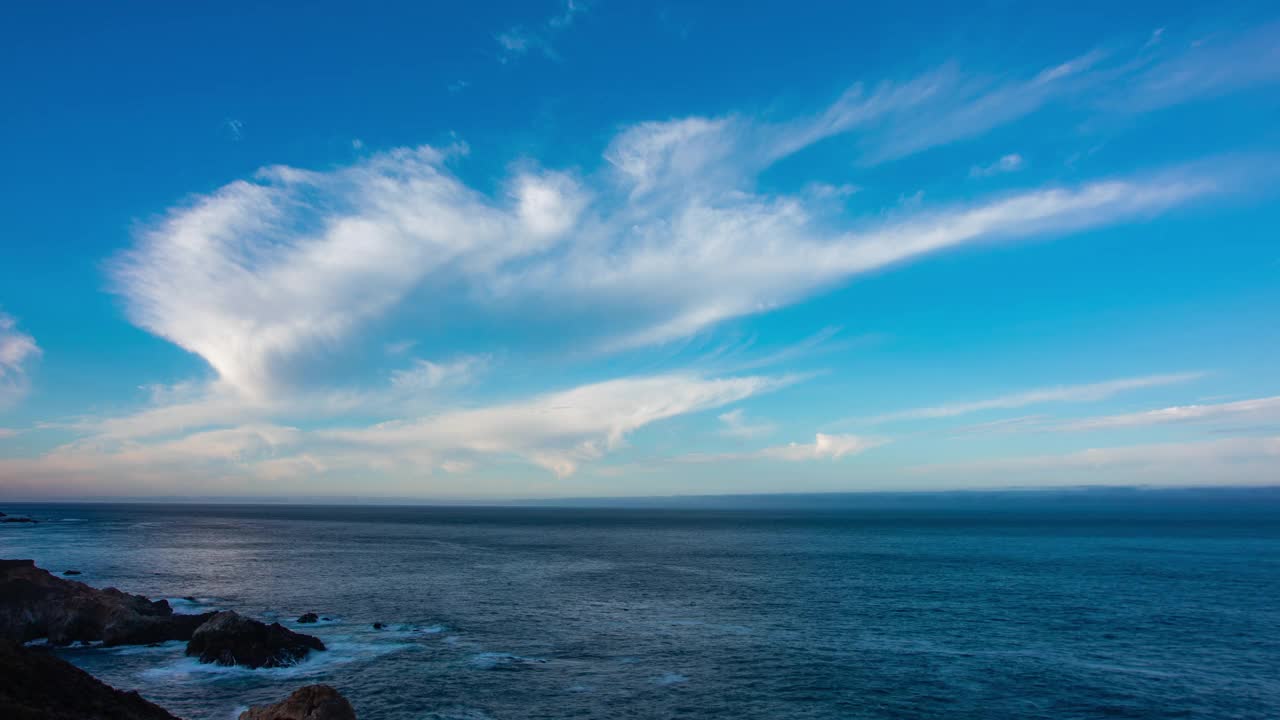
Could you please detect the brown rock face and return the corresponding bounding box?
[186,610,325,668]
[0,641,182,720]
[0,559,215,646]
[239,685,356,720]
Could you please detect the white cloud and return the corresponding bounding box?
[389,356,485,393]
[676,432,886,464]
[496,0,586,62]
[765,24,1280,166]
[1119,22,1280,112]
[325,372,789,477]
[0,313,40,409]
[970,153,1025,178]
[855,372,1205,425]
[111,147,586,401]
[1057,395,1280,431]
[384,340,417,356]
[115,113,1227,406]
[717,408,776,439]
[114,31,1273,408]
[757,433,887,461]
[0,371,790,494]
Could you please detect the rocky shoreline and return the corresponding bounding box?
[0,557,358,719]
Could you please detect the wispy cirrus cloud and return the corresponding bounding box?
[0,313,40,409]
[324,372,790,478]
[496,0,587,63]
[111,22,1280,406]
[910,435,1280,487]
[757,433,887,461]
[681,432,887,464]
[1,371,792,494]
[389,356,486,393]
[971,153,1025,178]
[1056,395,1280,431]
[112,115,1232,405]
[717,408,776,439]
[850,372,1206,425]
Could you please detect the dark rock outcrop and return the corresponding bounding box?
[238,684,356,720]
[1,517,37,524]
[371,622,384,630]
[186,610,324,668]
[63,570,82,576]
[296,612,319,624]
[0,559,215,646]
[0,641,181,720]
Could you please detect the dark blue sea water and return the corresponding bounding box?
[2,492,1279,720]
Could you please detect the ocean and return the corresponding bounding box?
[2,492,1278,719]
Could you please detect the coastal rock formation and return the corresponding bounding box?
[239,685,356,720]
[63,570,83,576]
[0,559,214,646]
[186,610,325,668]
[1,516,37,524]
[296,612,319,624]
[0,641,181,720]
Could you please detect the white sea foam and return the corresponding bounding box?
[165,597,220,614]
[138,635,414,683]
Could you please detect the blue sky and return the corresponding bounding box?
[1,1,1278,499]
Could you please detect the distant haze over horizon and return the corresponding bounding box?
[4,485,1279,509]
[2,3,1279,497]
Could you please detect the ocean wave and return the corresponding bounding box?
[165,597,220,614]
[468,652,547,670]
[138,635,415,683]
[100,640,186,656]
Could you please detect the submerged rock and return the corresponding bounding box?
[0,559,214,646]
[1,517,36,524]
[62,570,82,576]
[296,612,319,624]
[186,610,324,668]
[239,684,356,720]
[371,622,385,630]
[0,640,181,719]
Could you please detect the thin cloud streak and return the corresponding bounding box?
[850,372,1206,425]
[909,435,1280,487]
[1057,395,1280,431]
